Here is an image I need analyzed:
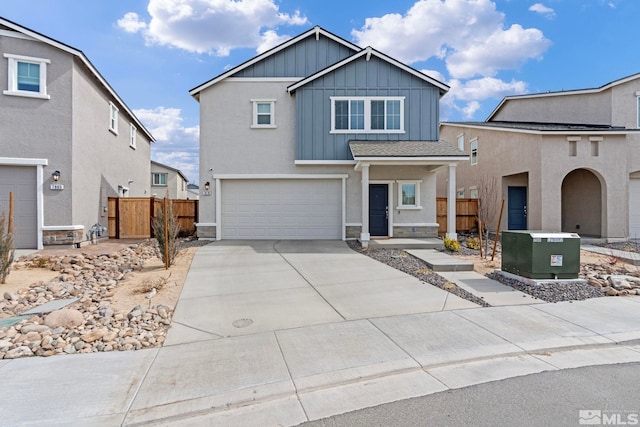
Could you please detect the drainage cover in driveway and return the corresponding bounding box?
[232,318,254,328]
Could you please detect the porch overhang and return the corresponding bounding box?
[349,140,469,170]
[349,140,468,246]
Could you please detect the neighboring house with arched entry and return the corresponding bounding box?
[436,73,640,240]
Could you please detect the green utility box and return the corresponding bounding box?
[501,231,580,279]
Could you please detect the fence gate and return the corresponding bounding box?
[108,197,198,239]
[436,198,479,235]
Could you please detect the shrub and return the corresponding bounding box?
[0,212,15,284]
[443,237,460,252]
[152,199,181,267]
[466,237,481,250]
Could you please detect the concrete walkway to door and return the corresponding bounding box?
[167,240,478,343]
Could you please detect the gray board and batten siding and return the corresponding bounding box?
[232,35,357,79]
[295,55,441,161]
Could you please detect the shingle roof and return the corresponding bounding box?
[349,140,467,158]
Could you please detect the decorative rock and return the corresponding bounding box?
[20,324,50,334]
[3,292,18,301]
[44,309,84,328]
[5,346,34,359]
[81,329,107,343]
[606,288,620,296]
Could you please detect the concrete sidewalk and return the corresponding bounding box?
[2,241,640,426]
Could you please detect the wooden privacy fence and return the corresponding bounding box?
[436,198,479,235]
[108,197,198,239]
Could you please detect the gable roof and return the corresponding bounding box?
[487,72,640,121]
[189,26,361,99]
[287,46,449,95]
[0,17,155,143]
[151,160,189,182]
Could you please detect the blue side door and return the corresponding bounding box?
[508,186,527,230]
[369,184,388,236]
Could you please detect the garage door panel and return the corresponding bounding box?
[0,166,37,249]
[222,180,341,240]
[630,179,640,239]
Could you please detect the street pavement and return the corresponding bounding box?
[1,240,640,426]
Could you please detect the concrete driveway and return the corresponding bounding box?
[166,240,477,345]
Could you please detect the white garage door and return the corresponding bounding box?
[0,166,37,249]
[221,180,341,239]
[630,179,640,239]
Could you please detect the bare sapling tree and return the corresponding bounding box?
[152,196,181,267]
[476,175,500,258]
[0,211,15,284]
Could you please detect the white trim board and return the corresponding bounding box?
[213,174,349,179]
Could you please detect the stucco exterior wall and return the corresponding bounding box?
[439,124,629,238]
[0,34,74,227]
[492,91,612,125]
[71,62,151,239]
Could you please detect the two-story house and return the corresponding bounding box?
[191,26,467,247]
[0,17,154,249]
[150,160,189,199]
[437,73,640,240]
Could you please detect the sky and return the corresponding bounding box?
[1,0,638,184]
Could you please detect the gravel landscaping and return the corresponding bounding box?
[346,240,490,307]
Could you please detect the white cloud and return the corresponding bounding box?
[352,0,551,79]
[435,75,528,120]
[117,12,148,33]
[135,107,200,183]
[446,24,550,78]
[529,3,556,18]
[117,0,307,56]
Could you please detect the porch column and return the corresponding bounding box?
[360,164,370,247]
[446,163,457,240]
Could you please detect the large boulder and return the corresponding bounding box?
[44,309,84,328]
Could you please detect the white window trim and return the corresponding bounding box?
[330,96,405,134]
[470,138,478,165]
[109,102,119,135]
[129,123,137,149]
[251,99,276,128]
[152,172,167,186]
[637,93,640,129]
[469,186,479,199]
[457,188,465,198]
[457,133,464,151]
[397,180,422,209]
[3,53,50,99]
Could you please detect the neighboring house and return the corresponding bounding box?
[437,73,640,240]
[0,17,154,249]
[190,26,468,246]
[186,183,199,200]
[150,160,189,199]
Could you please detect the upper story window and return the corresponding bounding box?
[109,102,119,134]
[470,138,478,165]
[637,94,640,128]
[251,99,276,128]
[129,124,137,149]
[457,134,464,151]
[152,172,167,186]
[3,53,50,99]
[330,97,405,133]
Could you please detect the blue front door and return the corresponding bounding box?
[508,186,527,230]
[369,184,388,236]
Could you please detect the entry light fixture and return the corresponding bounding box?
[204,181,210,191]
[52,170,61,182]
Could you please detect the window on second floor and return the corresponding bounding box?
[251,99,276,128]
[129,124,137,149]
[457,134,464,151]
[3,53,50,99]
[330,97,405,133]
[152,172,167,186]
[637,94,640,128]
[470,138,478,165]
[109,102,119,134]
